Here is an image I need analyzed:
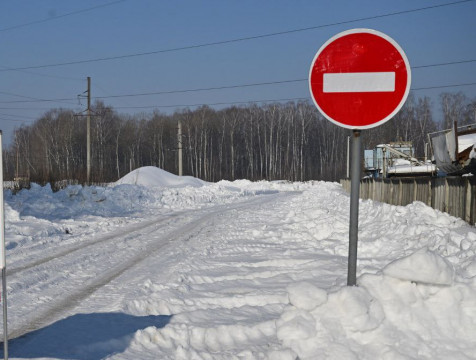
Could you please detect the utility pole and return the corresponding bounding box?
[86,77,91,185]
[177,119,183,176]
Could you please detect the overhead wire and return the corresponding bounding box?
[0,0,127,33]
[0,91,79,106]
[0,117,38,123]
[0,112,37,119]
[0,106,74,111]
[0,90,61,101]
[0,95,79,104]
[0,65,84,82]
[412,82,476,91]
[0,0,473,72]
[94,79,308,100]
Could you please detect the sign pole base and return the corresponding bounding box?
[347,130,361,286]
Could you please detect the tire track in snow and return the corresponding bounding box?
[7,212,185,276]
[7,192,298,341]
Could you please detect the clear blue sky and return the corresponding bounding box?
[1,0,475,146]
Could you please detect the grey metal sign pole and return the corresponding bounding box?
[0,131,8,359]
[347,130,361,286]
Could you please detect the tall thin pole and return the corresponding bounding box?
[347,130,361,286]
[0,131,8,360]
[86,77,91,185]
[177,119,183,176]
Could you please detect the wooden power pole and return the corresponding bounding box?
[177,119,183,176]
[87,77,91,185]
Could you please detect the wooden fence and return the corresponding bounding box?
[340,177,476,226]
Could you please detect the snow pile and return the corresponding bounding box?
[383,247,454,285]
[5,167,266,229]
[277,250,476,359]
[116,166,205,188]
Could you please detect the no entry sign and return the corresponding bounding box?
[308,29,411,286]
[309,29,411,129]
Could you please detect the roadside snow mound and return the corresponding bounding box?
[116,166,205,188]
[276,251,475,359]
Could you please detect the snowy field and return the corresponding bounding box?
[3,166,476,359]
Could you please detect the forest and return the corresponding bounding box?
[2,92,475,185]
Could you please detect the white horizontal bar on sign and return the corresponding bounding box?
[323,72,395,93]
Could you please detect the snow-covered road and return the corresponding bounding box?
[3,167,476,359]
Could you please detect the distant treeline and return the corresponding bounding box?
[2,92,475,184]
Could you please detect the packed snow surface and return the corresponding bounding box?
[3,167,476,359]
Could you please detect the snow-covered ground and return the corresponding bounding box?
[3,166,476,359]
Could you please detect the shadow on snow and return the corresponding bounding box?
[7,312,172,360]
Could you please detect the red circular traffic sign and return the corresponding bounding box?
[309,29,411,129]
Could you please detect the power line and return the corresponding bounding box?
[412,82,476,91]
[413,59,476,69]
[0,112,37,119]
[0,106,67,111]
[95,79,307,100]
[0,118,37,123]
[0,96,78,104]
[0,106,70,111]
[0,65,83,82]
[0,91,78,106]
[0,90,79,106]
[0,0,127,33]
[0,0,473,72]
[0,90,56,101]
[104,97,311,110]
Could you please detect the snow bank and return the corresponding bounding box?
[5,168,275,223]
